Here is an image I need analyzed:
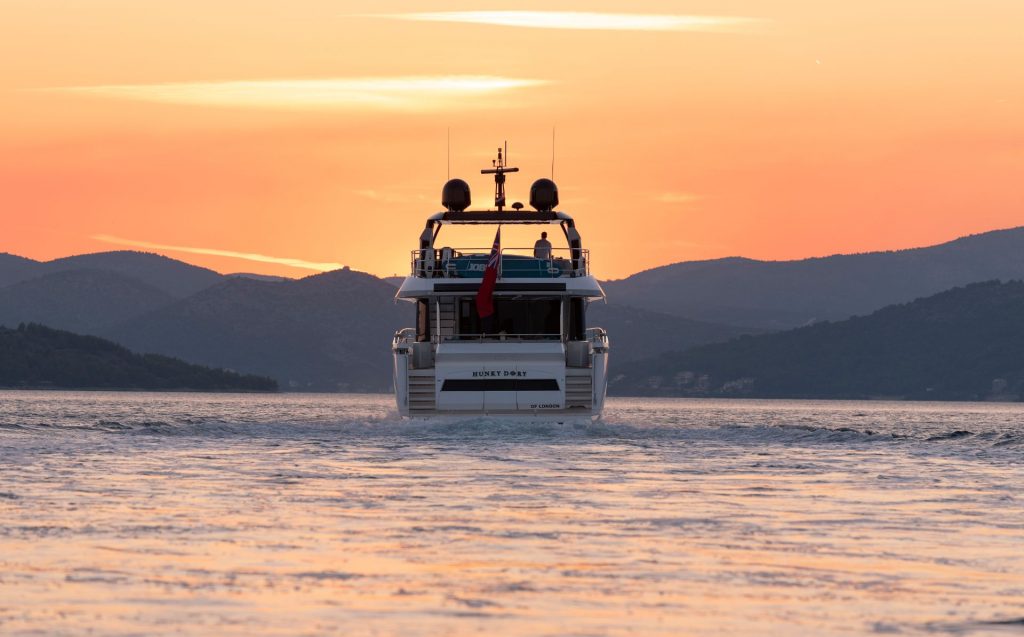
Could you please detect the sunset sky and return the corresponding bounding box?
[2,0,1022,279]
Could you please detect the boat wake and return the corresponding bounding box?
[3,413,1022,454]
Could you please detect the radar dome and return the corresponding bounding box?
[441,179,471,212]
[529,178,559,212]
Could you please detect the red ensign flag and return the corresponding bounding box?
[475,227,501,319]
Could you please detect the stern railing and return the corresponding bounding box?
[586,327,609,353]
[393,328,417,350]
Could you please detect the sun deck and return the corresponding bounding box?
[410,207,590,280]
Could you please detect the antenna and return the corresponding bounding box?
[447,128,450,180]
[551,126,556,179]
[480,141,519,211]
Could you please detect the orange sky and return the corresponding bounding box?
[1,0,1022,279]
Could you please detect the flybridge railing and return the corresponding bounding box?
[410,247,590,279]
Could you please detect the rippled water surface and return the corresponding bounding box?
[1,391,1022,636]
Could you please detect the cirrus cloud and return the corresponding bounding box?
[373,11,765,33]
[92,234,345,272]
[46,76,552,111]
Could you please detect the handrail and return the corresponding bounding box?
[393,328,417,347]
[585,326,609,351]
[441,333,562,342]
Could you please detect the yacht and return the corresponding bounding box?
[392,147,609,418]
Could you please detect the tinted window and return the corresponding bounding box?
[458,297,561,338]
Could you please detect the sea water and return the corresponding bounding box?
[0,391,1021,636]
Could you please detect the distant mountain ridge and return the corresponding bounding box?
[611,280,1024,401]
[8,226,1024,393]
[0,250,223,298]
[0,269,174,333]
[602,226,1024,328]
[0,253,41,288]
[0,323,276,391]
[586,303,761,363]
[103,268,410,391]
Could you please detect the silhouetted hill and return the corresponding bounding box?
[44,251,223,298]
[104,268,411,391]
[610,280,1024,400]
[0,250,223,298]
[0,323,276,391]
[12,227,1024,394]
[0,253,41,288]
[586,303,761,363]
[0,270,175,333]
[3,251,755,388]
[603,226,1024,329]
[227,272,291,282]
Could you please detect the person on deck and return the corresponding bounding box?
[533,231,552,259]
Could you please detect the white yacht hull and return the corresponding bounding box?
[389,157,610,419]
[393,341,608,419]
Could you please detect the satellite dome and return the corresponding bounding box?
[441,179,471,212]
[529,178,559,212]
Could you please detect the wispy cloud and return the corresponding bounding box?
[655,192,702,204]
[375,11,764,33]
[92,235,344,272]
[49,76,551,111]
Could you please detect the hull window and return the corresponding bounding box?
[441,379,560,392]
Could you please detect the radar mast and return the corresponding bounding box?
[480,142,519,211]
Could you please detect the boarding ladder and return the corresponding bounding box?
[564,369,594,409]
